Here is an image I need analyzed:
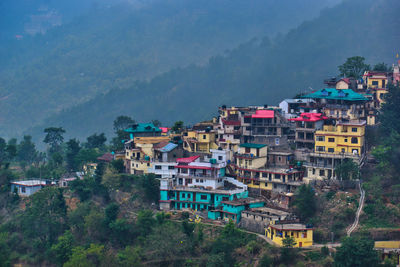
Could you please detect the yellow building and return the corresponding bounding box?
[265,222,313,247]
[125,136,170,175]
[314,120,365,156]
[375,241,400,265]
[182,130,219,153]
[363,71,389,108]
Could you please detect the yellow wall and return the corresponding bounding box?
[368,77,388,89]
[184,130,218,153]
[314,124,365,156]
[265,225,313,247]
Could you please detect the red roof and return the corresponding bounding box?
[340,78,351,84]
[97,153,114,162]
[222,118,241,126]
[176,165,212,170]
[159,127,169,133]
[176,155,200,163]
[288,113,328,122]
[251,110,274,119]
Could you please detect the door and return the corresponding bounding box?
[299,242,302,247]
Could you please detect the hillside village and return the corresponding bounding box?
[5,59,400,266]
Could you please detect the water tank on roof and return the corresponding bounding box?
[145,156,150,161]
[210,158,217,164]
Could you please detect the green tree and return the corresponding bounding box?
[137,210,155,236]
[338,56,370,79]
[141,174,160,203]
[66,139,81,171]
[117,246,142,267]
[111,159,125,173]
[334,236,379,267]
[17,135,38,167]
[21,187,67,249]
[373,62,389,72]
[282,236,297,248]
[43,127,66,153]
[113,115,135,133]
[151,120,162,127]
[171,121,184,133]
[292,184,316,221]
[379,83,400,134]
[64,244,117,267]
[182,221,195,238]
[335,158,360,180]
[50,231,74,265]
[0,137,16,168]
[85,133,107,149]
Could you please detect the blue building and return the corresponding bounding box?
[11,180,52,197]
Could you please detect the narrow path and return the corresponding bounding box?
[347,180,365,236]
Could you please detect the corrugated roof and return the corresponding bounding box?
[288,112,328,122]
[177,155,200,163]
[251,110,274,118]
[303,88,368,101]
[159,142,178,153]
[124,123,162,133]
[240,143,267,149]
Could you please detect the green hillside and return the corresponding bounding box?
[0,0,338,138]
[27,0,400,142]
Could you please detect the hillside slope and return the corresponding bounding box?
[0,0,339,138]
[27,0,400,141]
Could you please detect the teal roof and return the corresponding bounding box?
[124,123,162,133]
[240,143,267,149]
[302,88,368,101]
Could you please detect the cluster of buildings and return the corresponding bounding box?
[120,63,400,247]
[11,62,399,248]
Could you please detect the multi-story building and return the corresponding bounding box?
[288,113,327,150]
[148,141,185,179]
[159,150,250,212]
[234,143,303,194]
[279,99,316,119]
[304,120,366,180]
[216,106,244,152]
[363,71,389,109]
[182,129,219,153]
[124,136,170,175]
[242,109,292,147]
[303,88,369,121]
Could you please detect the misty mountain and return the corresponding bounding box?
[26,0,400,142]
[0,0,340,139]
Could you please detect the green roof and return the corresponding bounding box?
[302,88,368,101]
[240,143,267,149]
[124,123,162,133]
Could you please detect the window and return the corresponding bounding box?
[275,174,281,179]
[155,174,161,178]
[155,165,162,170]
[182,193,185,198]
[200,195,207,200]
[316,136,325,142]
[341,148,345,153]
[147,163,150,167]
[196,179,199,182]
[328,148,334,153]
[351,137,358,144]
[352,127,358,132]
[203,135,207,139]
[200,179,204,183]
[319,170,325,176]
[21,187,26,193]
[245,147,250,153]
[372,81,379,86]
[218,156,223,161]
[328,138,335,142]
[312,168,315,175]
[262,173,268,178]
[344,138,348,142]
[168,166,175,170]
[316,146,325,152]
[273,184,277,189]
[278,156,282,162]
